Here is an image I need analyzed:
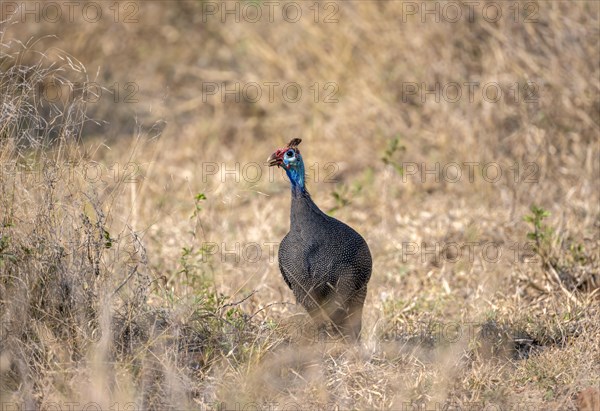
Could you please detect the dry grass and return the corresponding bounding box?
[1,1,599,410]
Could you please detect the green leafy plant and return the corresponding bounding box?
[0,235,16,263]
[329,186,351,213]
[178,192,217,295]
[524,205,553,263]
[103,229,114,249]
[327,167,373,215]
[522,205,584,303]
[328,182,364,214]
[381,135,406,175]
[192,192,207,219]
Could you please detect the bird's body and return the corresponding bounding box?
[268,139,372,340]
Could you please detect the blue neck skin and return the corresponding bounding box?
[285,159,306,196]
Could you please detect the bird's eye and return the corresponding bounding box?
[285,150,294,157]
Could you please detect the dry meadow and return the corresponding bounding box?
[0,1,599,410]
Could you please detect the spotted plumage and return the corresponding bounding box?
[267,139,372,340]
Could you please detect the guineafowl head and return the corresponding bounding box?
[267,138,305,189]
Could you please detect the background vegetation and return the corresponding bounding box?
[0,1,598,409]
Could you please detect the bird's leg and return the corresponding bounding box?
[342,304,364,342]
[306,307,330,342]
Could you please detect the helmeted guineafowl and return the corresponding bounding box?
[267,138,372,341]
